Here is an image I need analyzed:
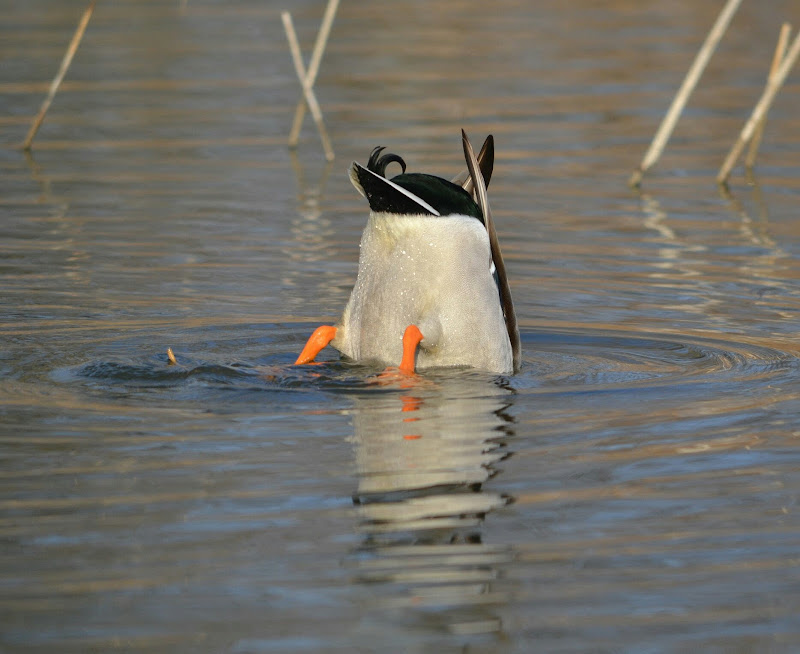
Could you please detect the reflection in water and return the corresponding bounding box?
[719,182,795,323]
[720,176,777,249]
[21,151,90,288]
[348,375,515,636]
[639,192,707,268]
[283,152,339,311]
[24,150,55,204]
[637,191,726,323]
[637,187,795,336]
[288,150,335,264]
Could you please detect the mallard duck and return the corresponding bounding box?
[295,130,520,374]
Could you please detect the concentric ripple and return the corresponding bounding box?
[519,328,798,392]
[53,324,799,401]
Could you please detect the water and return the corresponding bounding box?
[2,0,800,651]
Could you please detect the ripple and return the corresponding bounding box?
[56,358,256,389]
[520,328,797,392]
[51,325,799,401]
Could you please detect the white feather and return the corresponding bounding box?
[331,211,513,373]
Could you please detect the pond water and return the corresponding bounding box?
[2,0,800,651]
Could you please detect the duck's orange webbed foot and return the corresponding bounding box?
[294,325,337,365]
[399,324,424,374]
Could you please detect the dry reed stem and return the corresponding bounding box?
[745,23,791,170]
[288,0,340,147]
[717,27,800,185]
[282,11,335,161]
[22,0,96,151]
[629,0,744,187]
[167,348,177,365]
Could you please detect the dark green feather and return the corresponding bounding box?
[391,173,483,220]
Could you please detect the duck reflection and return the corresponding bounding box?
[349,375,515,636]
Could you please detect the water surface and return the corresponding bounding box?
[2,0,800,651]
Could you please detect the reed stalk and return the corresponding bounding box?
[717,27,800,185]
[629,0,744,187]
[288,0,339,148]
[282,11,335,161]
[744,23,791,170]
[22,0,96,151]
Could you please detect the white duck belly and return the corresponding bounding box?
[332,211,513,373]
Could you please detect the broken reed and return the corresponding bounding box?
[22,0,96,151]
[717,23,798,184]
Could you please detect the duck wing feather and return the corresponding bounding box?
[461,130,520,372]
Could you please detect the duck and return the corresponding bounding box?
[294,129,520,374]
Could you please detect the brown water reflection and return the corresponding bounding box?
[3,0,800,652]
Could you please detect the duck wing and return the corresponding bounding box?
[451,135,494,201]
[461,130,520,372]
